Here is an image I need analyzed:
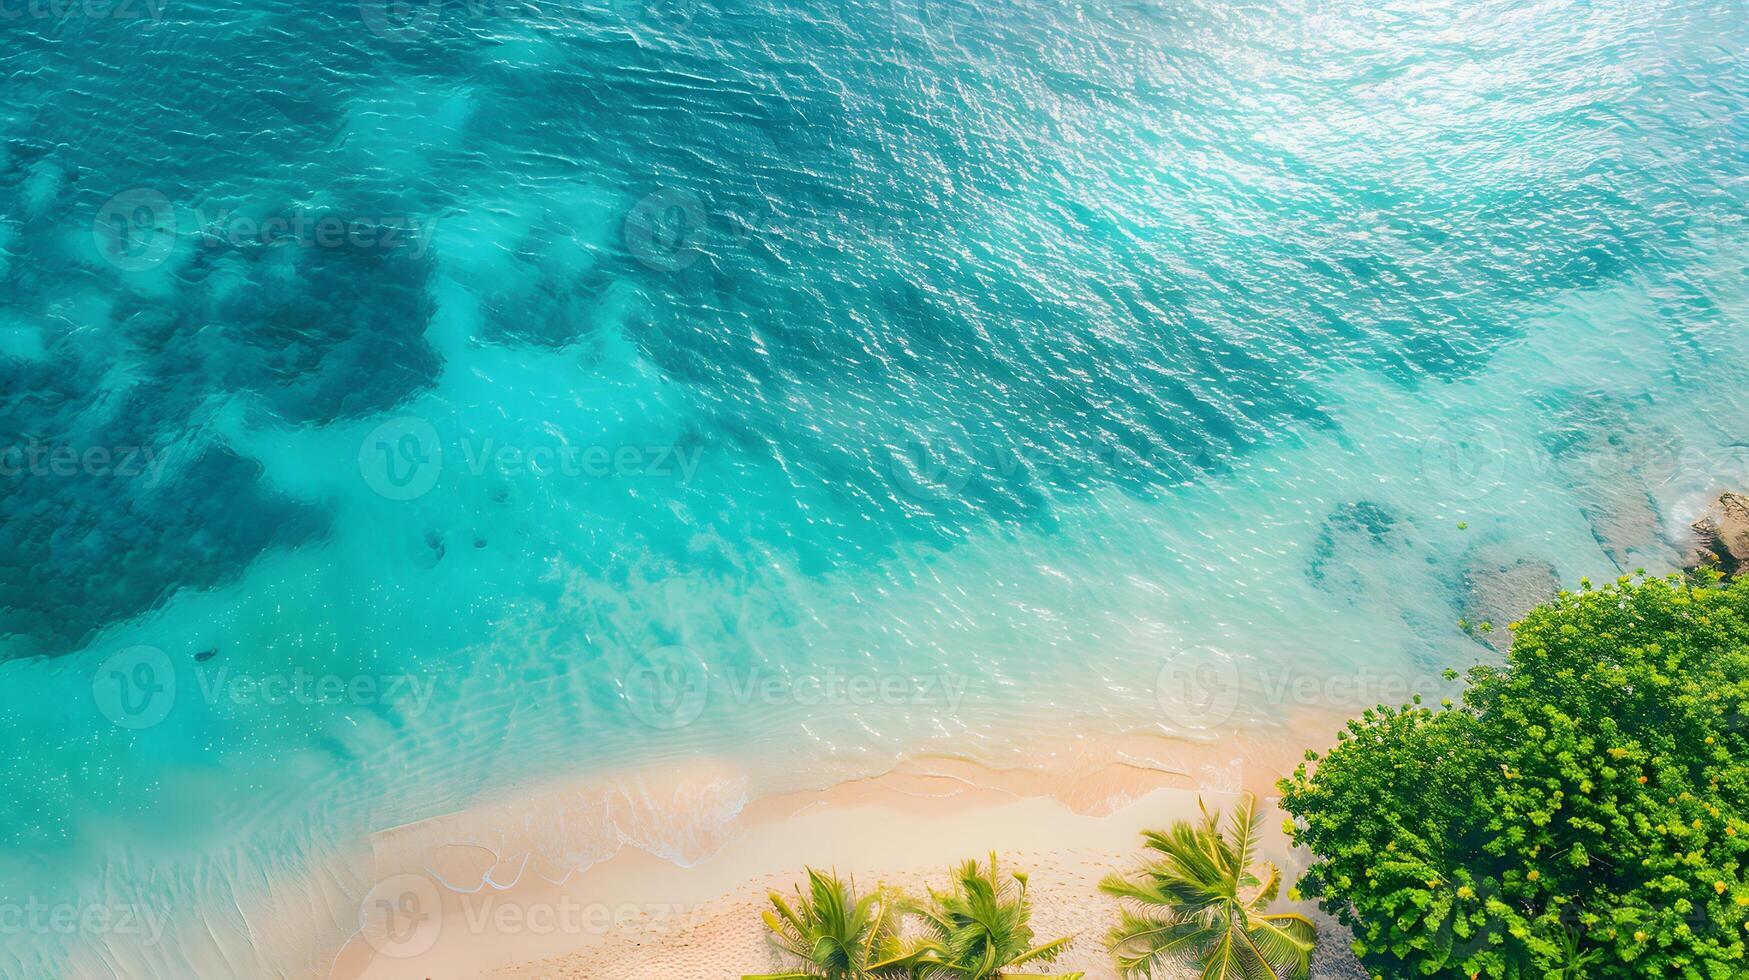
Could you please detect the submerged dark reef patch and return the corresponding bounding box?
[1,0,1746,657]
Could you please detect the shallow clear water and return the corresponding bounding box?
[2,0,1747,974]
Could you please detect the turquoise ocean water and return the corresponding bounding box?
[2,0,1748,974]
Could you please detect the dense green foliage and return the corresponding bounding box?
[1280,574,1749,978]
[1102,792,1317,979]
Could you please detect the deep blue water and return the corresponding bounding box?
[2,0,1747,974]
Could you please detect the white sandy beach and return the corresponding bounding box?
[328,717,1364,980]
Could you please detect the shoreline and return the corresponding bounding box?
[330,713,1363,979]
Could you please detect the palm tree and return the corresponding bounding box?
[893,852,1084,979]
[1100,792,1316,979]
[745,868,903,979]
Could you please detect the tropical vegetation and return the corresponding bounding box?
[745,868,903,980]
[1279,573,1749,978]
[1101,792,1316,979]
[894,853,1082,979]
[744,574,1749,980]
[746,856,1082,980]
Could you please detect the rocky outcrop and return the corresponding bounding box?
[1534,392,1688,571]
[1461,552,1561,653]
[1689,492,1749,576]
[1304,501,1408,600]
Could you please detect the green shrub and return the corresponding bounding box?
[1279,574,1749,978]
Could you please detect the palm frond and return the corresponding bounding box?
[900,853,1077,980]
[1199,931,1240,980]
[1106,911,1214,978]
[753,868,905,979]
[1114,793,1320,980]
[1007,935,1074,966]
[1245,915,1316,980]
[1223,794,1263,896]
